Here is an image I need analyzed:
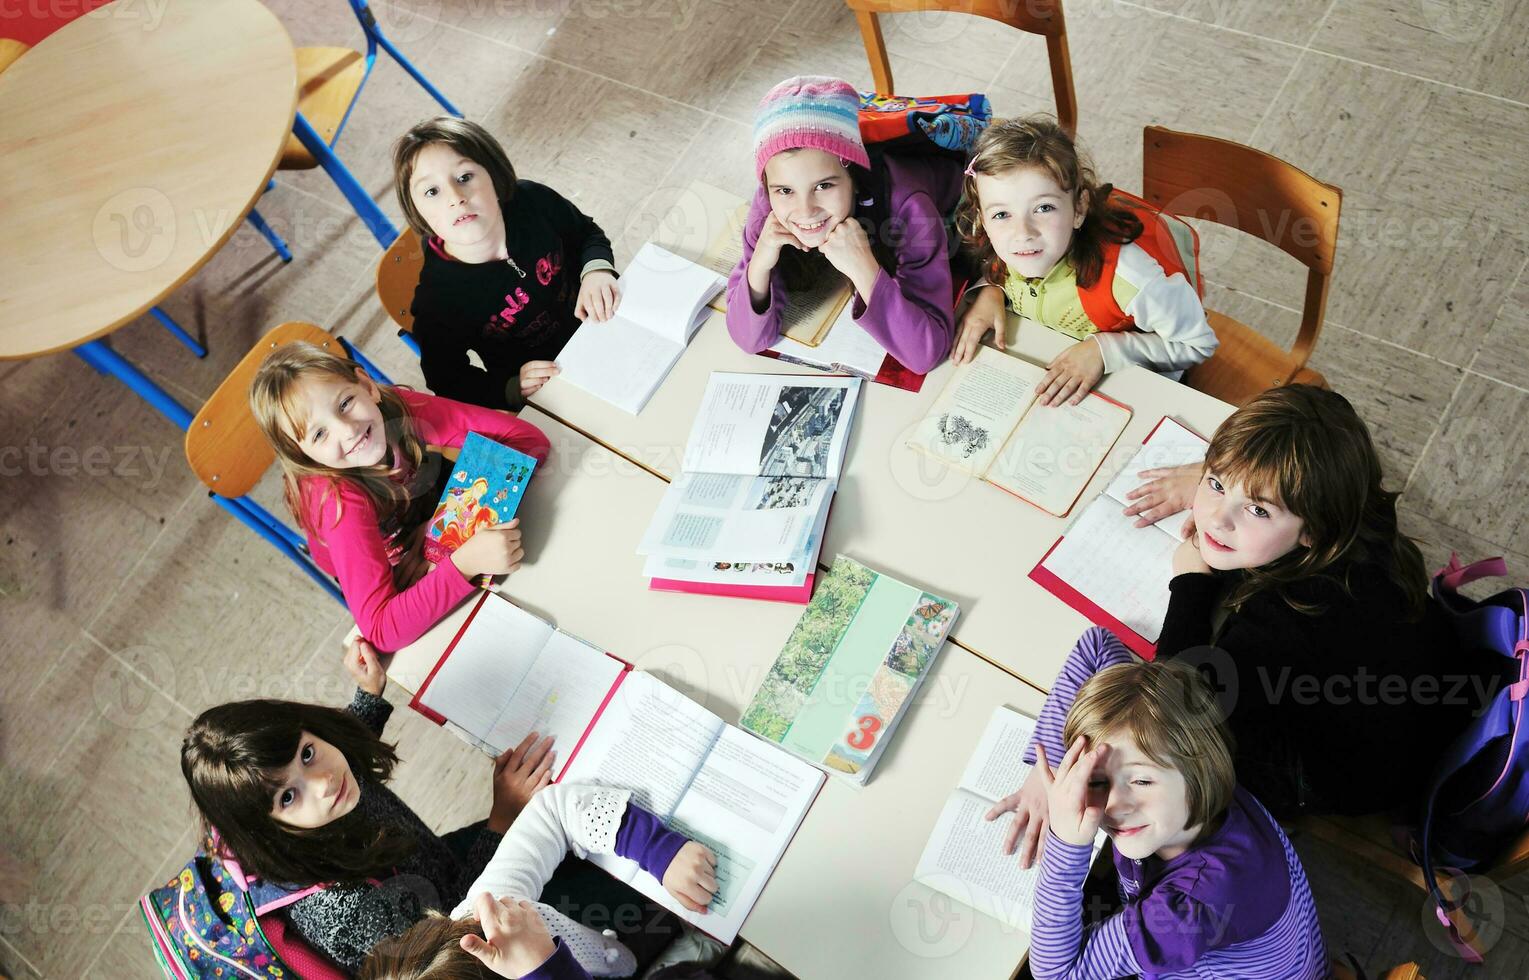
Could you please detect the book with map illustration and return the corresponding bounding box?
[906,345,1132,517]
[422,432,538,565]
[740,556,960,784]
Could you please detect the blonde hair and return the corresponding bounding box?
[1201,385,1427,616]
[1063,660,1235,833]
[954,115,1142,288]
[360,912,493,980]
[392,116,519,241]
[249,342,427,536]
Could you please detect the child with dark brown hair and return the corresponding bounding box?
[953,115,1216,405]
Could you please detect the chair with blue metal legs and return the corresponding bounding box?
[183,321,395,605]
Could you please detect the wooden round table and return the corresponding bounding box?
[0,0,296,371]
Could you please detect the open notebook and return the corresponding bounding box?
[408,591,825,943]
[553,242,724,414]
[915,706,1104,931]
[907,346,1132,517]
[1030,416,1209,657]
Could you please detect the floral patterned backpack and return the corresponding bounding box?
[139,846,348,979]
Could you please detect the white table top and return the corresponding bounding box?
[0,0,297,358]
[386,408,1048,979]
[529,318,1236,691]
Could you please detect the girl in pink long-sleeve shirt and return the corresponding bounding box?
[251,342,550,650]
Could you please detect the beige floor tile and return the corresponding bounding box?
[1135,0,1333,46]
[1404,371,1529,546]
[862,5,1028,88]
[705,5,877,126]
[478,57,712,245]
[1198,280,1304,350]
[543,0,782,111]
[1302,324,1464,485]
[613,114,755,263]
[1312,0,1529,103]
[1400,506,1529,600]
[1384,83,1529,219]
[1469,259,1529,390]
[379,0,578,57]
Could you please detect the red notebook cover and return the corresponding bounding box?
[756,348,924,392]
[649,571,816,603]
[407,592,635,778]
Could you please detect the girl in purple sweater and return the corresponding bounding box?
[1021,647,1326,978]
[726,76,960,375]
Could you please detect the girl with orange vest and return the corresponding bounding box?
[953,117,1217,406]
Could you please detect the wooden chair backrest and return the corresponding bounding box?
[376,227,425,334]
[844,0,1077,134]
[1142,126,1342,369]
[185,322,347,497]
[0,38,29,75]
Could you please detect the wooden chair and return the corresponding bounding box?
[1141,126,1341,406]
[185,322,395,604]
[1295,811,1529,962]
[376,227,426,356]
[0,37,27,74]
[1332,958,1425,980]
[844,0,1078,135]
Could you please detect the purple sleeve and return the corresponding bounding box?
[522,938,594,980]
[724,188,788,354]
[849,189,953,374]
[614,803,689,881]
[1025,627,1136,766]
[1029,834,1141,980]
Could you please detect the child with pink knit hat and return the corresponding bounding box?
[725,76,964,375]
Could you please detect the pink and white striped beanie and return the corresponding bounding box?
[753,75,870,179]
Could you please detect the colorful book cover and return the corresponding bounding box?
[740,556,959,783]
[423,432,538,565]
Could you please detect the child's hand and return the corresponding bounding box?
[575,271,620,322]
[662,841,718,913]
[487,731,555,833]
[1173,529,1213,576]
[1037,339,1105,406]
[984,764,1050,868]
[519,361,559,398]
[953,285,1006,364]
[818,218,879,298]
[451,519,524,580]
[460,893,557,979]
[1042,738,1107,847]
[1123,463,1202,527]
[750,213,800,273]
[343,637,386,697]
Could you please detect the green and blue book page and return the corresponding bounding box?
[740,556,960,783]
[423,432,538,565]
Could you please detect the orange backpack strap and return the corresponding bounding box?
[1078,189,1204,331]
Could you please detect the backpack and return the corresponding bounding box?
[1413,554,1529,963]
[1077,189,1204,332]
[139,847,349,979]
[857,91,991,158]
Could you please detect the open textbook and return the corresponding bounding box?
[1030,416,1209,656]
[552,242,724,414]
[638,373,861,593]
[907,345,1132,517]
[915,706,1105,931]
[741,556,959,784]
[408,591,825,944]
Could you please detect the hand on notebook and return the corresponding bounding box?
[460,892,557,979]
[952,284,1006,364]
[1173,524,1213,576]
[1040,738,1107,848]
[1123,463,1201,527]
[488,731,555,833]
[451,518,525,580]
[985,766,1050,868]
[343,636,386,697]
[519,361,560,398]
[1037,338,1104,407]
[663,841,718,914]
[575,270,620,322]
[819,217,879,301]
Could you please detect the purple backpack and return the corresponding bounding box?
[1416,554,1529,961]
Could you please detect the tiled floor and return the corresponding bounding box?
[3,1,1528,976]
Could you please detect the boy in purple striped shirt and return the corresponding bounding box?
[1007,630,1326,978]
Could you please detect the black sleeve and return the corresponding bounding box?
[542,185,615,273]
[346,687,393,737]
[1154,572,1221,659]
[413,313,509,410]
